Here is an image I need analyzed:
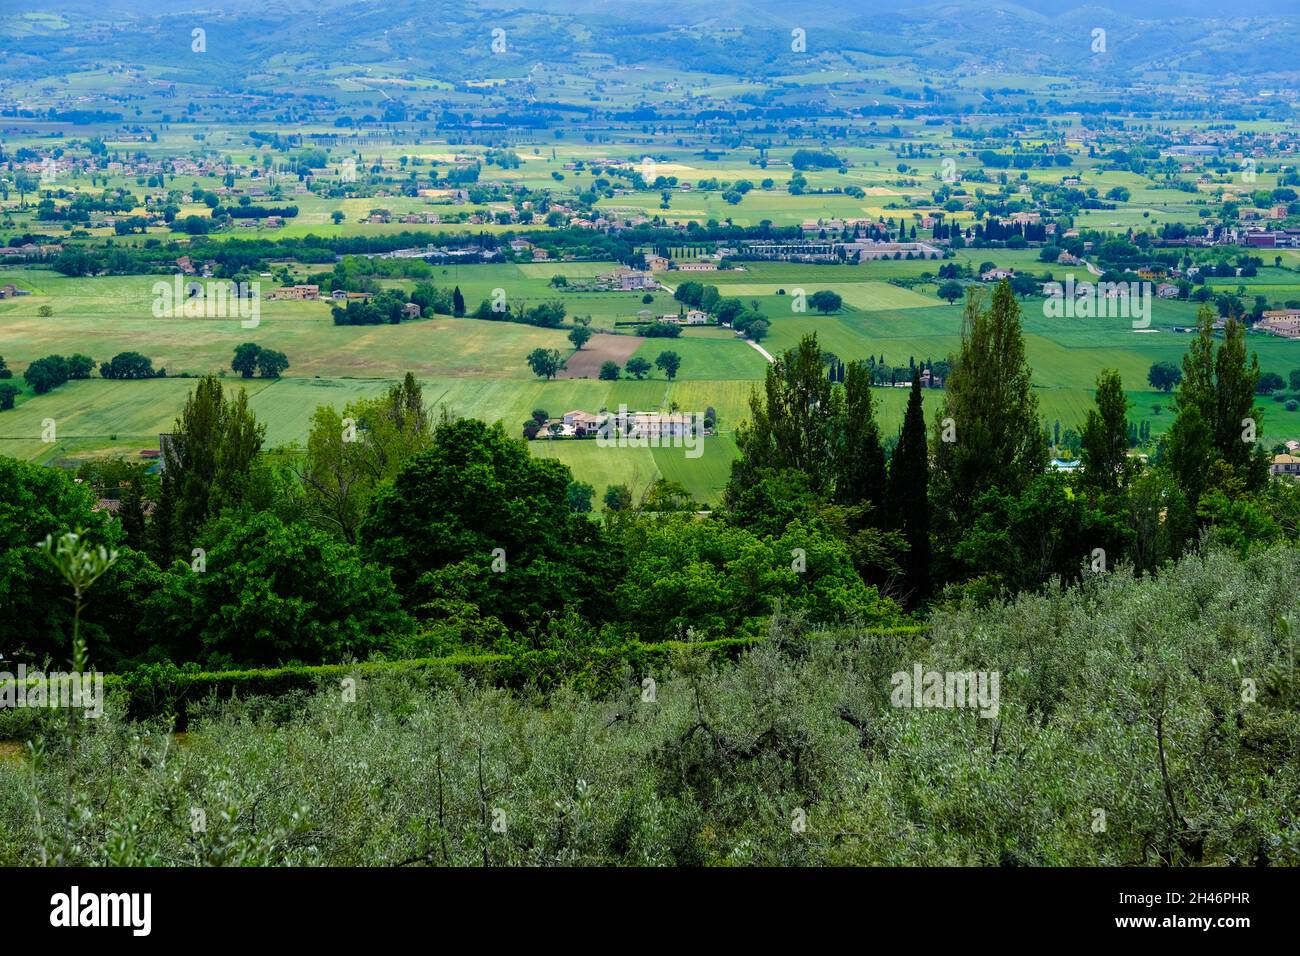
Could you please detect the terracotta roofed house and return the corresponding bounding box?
[1271,454,1300,476]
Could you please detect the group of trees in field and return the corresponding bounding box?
[12,351,163,396]
[596,351,681,382]
[21,353,94,394]
[473,298,567,328]
[672,280,770,341]
[231,342,289,379]
[99,351,159,380]
[0,351,166,408]
[636,320,684,338]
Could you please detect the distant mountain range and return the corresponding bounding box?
[3,0,1297,87]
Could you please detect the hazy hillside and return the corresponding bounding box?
[3,0,1298,88]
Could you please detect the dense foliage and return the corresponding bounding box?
[1,545,1295,865]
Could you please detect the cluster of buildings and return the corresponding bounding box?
[660,309,708,325]
[643,254,720,273]
[1256,309,1300,338]
[175,256,216,277]
[1241,229,1300,249]
[1237,205,1291,222]
[543,409,702,439]
[0,243,62,259]
[594,266,658,291]
[737,238,941,263]
[18,150,281,185]
[362,244,502,263]
[801,218,880,236]
[266,284,322,300]
[364,210,444,225]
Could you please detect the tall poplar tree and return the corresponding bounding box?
[157,376,265,562]
[1080,369,1130,493]
[728,333,840,501]
[930,282,1047,521]
[1165,306,1267,503]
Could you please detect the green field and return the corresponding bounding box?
[0,50,1249,481]
[8,255,1300,503]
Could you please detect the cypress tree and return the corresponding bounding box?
[834,360,887,514]
[886,376,931,605]
[728,334,840,502]
[119,475,148,552]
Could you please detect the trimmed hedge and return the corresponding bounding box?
[20,627,925,729]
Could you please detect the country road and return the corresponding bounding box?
[743,335,775,363]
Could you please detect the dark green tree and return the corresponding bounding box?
[603,484,633,512]
[23,355,69,394]
[566,480,595,513]
[526,348,564,380]
[66,354,95,379]
[158,376,266,562]
[255,348,289,378]
[1079,369,1131,493]
[100,352,156,380]
[833,360,886,514]
[1148,361,1182,393]
[118,475,149,552]
[654,350,681,381]
[931,283,1047,522]
[625,357,651,379]
[809,290,843,313]
[1165,307,1267,504]
[231,342,262,379]
[728,333,840,501]
[952,472,1130,593]
[152,512,411,668]
[568,325,593,350]
[360,419,618,629]
[885,376,931,605]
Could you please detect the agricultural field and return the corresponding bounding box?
[9,251,1300,503]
